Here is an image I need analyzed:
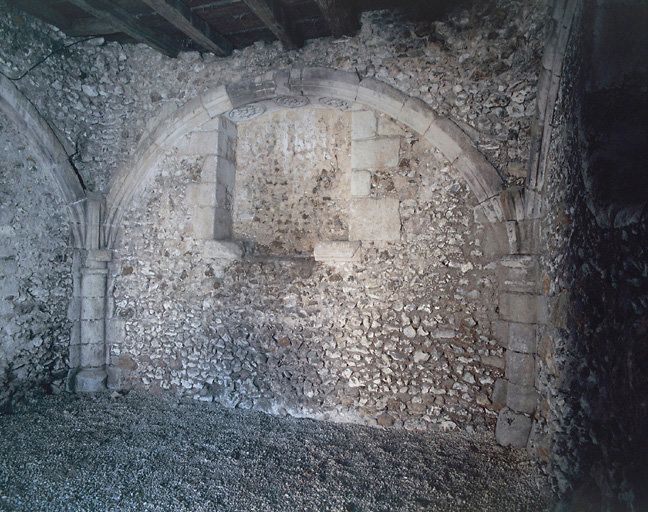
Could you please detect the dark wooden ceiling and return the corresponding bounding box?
[7,0,442,58]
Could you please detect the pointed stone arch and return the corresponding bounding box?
[0,75,87,243]
[106,67,511,244]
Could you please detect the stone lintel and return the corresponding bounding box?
[203,239,243,260]
[314,241,361,263]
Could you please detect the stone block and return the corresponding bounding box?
[508,323,537,353]
[314,241,361,263]
[81,297,106,320]
[69,343,81,368]
[349,198,400,241]
[106,366,123,390]
[506,382,538,414]
[495,407,532,448]
[377,115,402,136]
[75,367,107,392]
[397,97,436,135]
[203,240,243,260]
[200,85,232,118]
[216,159,236,206]
[106,318,125,345]
[350,171,371,196]
[499,187,525,222]
[213,207,233,240]
[80,319,104,346]
[226,72,276,107]
[499,292,541,324]
[292,67,359,104]
[192,206,215,239]
[186,183,217,208]
[492,320,509,348]
[352,110,376,140]
[505,350,535,386]
[423,118,465,162]
[81,270,106,299]
[157,97,210,147]
[69,321,81,347]
[86,250,112,263]
[454,150,505,204]
[492,378,508,408]
[201,154,219,183]
[187,130,219,156]
[80,342,105,368]
[351,138,400,169]
[357,77,406,120]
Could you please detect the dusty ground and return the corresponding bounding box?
[0,391,554,512]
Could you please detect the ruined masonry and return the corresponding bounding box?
[3,0,647,506]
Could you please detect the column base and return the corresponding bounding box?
[75,367,107,392]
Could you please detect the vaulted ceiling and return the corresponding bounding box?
[8,0,453,58]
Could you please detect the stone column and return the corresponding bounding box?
[75,249,111,392]
[72,194,111,392]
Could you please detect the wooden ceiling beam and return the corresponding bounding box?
[140,0,233,56]
[240,0,302,49]
[66,0,182,57]
[6,0,71,32]
[313,0,359,38]
[65,17,121,37]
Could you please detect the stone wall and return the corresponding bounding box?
[107,106,505,431]
[533,0,648,508]
[0,0,558,458]
[0,111,72,411]
[233,109,351,255]
[0,0,549,196]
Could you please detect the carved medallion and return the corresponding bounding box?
[274,95,310,108]
[319,97,352,110]
[227,104,266,121]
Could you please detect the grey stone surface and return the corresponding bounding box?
[202,240,243,260]
[349,198,401,241]
[496,407,533,449]
[506,382,538,414]
[499,292,542,324]
[508,323,537,354]
[506,350,536,386]
[74,368,107,392]
[493,378,508,408]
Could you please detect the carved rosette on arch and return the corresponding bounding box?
[319,97,352,110]
[274,95,310,108]
[227,104,266,122]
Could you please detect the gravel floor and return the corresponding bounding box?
[0,391,554,512]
